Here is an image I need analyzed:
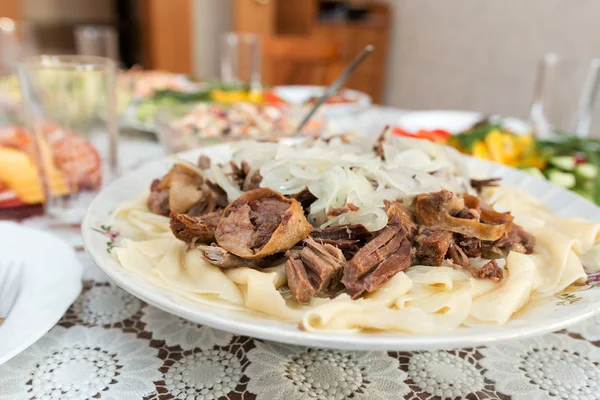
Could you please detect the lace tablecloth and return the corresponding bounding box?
[2,107,600,400]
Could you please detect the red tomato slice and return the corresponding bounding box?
[392,127,451,143]
[264,91,286,105]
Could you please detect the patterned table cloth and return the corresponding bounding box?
[2,108,600,400]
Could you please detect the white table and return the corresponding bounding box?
[2,106,600,400]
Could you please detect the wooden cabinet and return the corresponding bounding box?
[234,0,390,103]
[312,21,388,103]
[140,0,192,74]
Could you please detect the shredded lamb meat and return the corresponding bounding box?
[300,237,347,293]
[482,223,535,257]
[170,210,223,243]
[415,228,454,266]
[342,216,408,297]
[147,163,230,216]
[311,224,371,242]
[373,125,390,159]
[197,155,211,170]
[465,260,503,282]
[205,180,229,208]
[289,188,317,212]
[248,197,291,249]
[448,243,468,268]
[327,203,359,217]
[309,224,370,259]
[148,179,170,216]
[286,256,316,304]
[470,177,501,194]
[197,244,275,268]
[243,170,262,191]
[285,238,348,303]
[185,188,219,216]
[385,199,417,238]
[228,160,263,191]
[360,238,412,293]
[215,188,312,258]
[414,190,513,241]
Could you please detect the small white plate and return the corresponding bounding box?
[273,85,372,116]
[393,110,531,135]
[0,222,82,365]
[82,143,600,351]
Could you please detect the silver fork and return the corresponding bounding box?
[0,261,23,325]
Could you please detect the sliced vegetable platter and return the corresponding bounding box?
[393,110,600,205]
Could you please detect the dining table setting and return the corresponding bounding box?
[3,27,600,400]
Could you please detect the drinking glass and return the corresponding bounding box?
[0,18,37,123]
[0,18,37,75]
[74,25,119,62]
[17,55,118,223]
[530,53,600,138]
[220,32,262,91]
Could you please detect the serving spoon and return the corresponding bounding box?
[295,44,374,135]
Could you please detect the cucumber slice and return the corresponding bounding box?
[520,167,546,180]
[545,168,576,188]
[549,156,576,171]
[575,163,598,180]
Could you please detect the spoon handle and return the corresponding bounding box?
[295,44,374,135]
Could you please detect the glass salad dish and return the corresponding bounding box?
[154,102,327,153]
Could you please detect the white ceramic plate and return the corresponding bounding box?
[0,222,82,364]
[82,144,600,351]
[273,85,372,116]
[393,110,531,135]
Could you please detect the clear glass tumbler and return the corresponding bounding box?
[220,32,262,91]
[0,18,37,75]
[17,55,118,223]
[74,25,119,62]
[530,53,600,138]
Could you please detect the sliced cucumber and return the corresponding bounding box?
[520,167,546,180]
[549,156,576,172]
[545,168,576,188]
[578,179,595,192]
[575,163,598,180]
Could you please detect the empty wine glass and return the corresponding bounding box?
[530,53,600,138]
[0,18,37,75]
[220,32,262,91]
[74,25,119,62]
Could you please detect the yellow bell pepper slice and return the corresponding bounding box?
[247,90,264,103]
[472,140,489,160]
[484,129,506,163]
[210,89,249,104]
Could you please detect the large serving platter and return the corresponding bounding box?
[82,143,600,351]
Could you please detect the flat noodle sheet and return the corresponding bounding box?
[113,238,244,305]
[225,266,307,321]
[112,197,172,241]
[109,186,600,333]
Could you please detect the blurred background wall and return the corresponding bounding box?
[192,0,233,79]
[190,0,600,123]
[3,0,600,124]
[381,0,600,120]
